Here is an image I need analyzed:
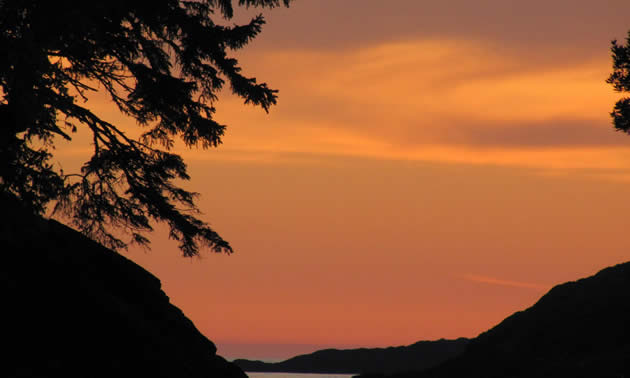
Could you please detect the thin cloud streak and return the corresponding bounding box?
[463,274,549,290]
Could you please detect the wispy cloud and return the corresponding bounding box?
[462,274,548,290]
[205,38,630,174]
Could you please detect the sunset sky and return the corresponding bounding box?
[57,0,630,361]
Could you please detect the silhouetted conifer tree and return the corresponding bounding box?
[608,32,630,133]
[0,0,290,256]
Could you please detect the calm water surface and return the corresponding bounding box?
[247,373,355,378]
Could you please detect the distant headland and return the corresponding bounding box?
[234,338,470,375]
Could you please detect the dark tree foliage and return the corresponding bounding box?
[608,32,630,133]
[0,0,290,256]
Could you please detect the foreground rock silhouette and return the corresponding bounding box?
[360,261,630,378]
[0,199,246,378]
[234,338,469,375]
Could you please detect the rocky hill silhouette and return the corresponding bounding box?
[0,198,246,378]
[234,338,469,375]
[360,262,630,378]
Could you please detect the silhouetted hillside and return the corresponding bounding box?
[234,338,469,375]
[0,198,245,378]
[361,262,630,378]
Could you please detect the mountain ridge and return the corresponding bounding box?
[234,337,470,374]
[360,261,630,378]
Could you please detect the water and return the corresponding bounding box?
[247,373,355,378]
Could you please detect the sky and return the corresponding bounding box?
[57,0,630,361]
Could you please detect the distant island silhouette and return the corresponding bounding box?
[234,338,470,375]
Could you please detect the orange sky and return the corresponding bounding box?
[55,0,630,361]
